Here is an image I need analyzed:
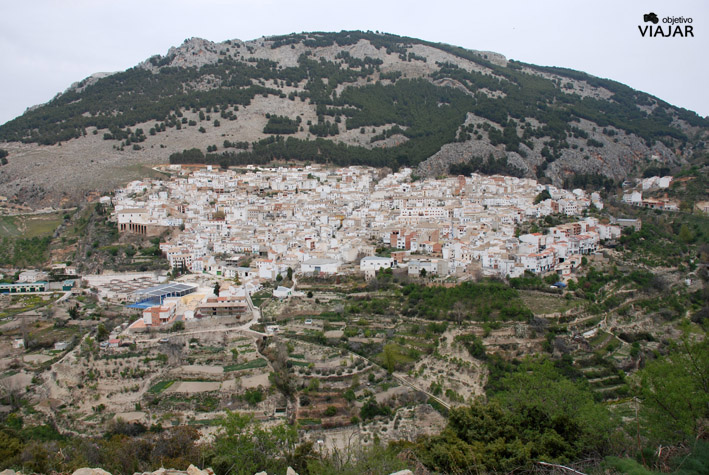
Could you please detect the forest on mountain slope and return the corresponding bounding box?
[1,31,706,179]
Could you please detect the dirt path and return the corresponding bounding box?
[1,207,77,217]
[308,344,452,411]
[391,372,451,411]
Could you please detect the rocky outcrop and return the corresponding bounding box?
[140,38,226,71]
[66,72,118,95]
[132,466,214,475]
[71,469,113,475]
[417,117,682,185]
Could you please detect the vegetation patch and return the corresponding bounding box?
[402,280,533,321]
[224,358,268,372]
[519,290,579,315]
[0,213,63,239]
[147,380,174,394]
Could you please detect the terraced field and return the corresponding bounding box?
[0,212,63,238]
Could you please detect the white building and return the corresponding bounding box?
[256,259,279,280]
[18,270,48,283]
[360,256,394,272]
[301,258,340,275]
[622,191,642,206]
[518,248,556,273]
[597,224,621,241]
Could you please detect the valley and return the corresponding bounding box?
[0,29,707,475]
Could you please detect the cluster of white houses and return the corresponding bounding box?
[621,175,680,211]
[111,165,618,283]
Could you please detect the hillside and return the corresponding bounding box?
[0,31,707,207]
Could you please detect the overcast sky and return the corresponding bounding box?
[1,0,707,126]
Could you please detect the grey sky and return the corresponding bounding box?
[0,0,707,127]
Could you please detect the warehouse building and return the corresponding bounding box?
[128,282,198,308]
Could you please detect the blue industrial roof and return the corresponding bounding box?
[126,300,156,309]
[134,282,197,298]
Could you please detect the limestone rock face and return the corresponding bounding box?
[186,465,214,475]
[72,469,113,475]
[132,466,214,475]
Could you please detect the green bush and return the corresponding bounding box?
[417,357,614,473]
[360,397,391,420]
[402,280,532,322]
[243,388,264,406]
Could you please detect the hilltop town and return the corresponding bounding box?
[114,165,612,290]
[1,167,707,475]
[0,27,707,475]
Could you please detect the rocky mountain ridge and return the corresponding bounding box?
[0,31,706,208]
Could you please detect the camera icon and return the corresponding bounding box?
[644,12,659,24]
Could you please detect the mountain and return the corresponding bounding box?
[0,31,707,206]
